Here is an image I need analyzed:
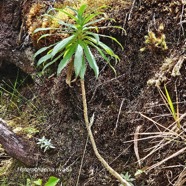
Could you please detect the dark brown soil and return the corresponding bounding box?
[0,0,186,186]
[0,0,34,74]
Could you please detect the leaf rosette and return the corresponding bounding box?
[34,4,124,80]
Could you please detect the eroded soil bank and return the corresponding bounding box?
[0,0,186,185]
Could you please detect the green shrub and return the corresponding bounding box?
[34,4,124,80]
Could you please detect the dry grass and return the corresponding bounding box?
[124,86,186,184]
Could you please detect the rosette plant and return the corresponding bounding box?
[34,4,130,186]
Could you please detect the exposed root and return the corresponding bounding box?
[174,168,186,186]
[80,79,131,186]
[134,125,142,167]
[146,146,186,173]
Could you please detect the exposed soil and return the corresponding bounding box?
[0,0,34,74]
[0,0,186,186]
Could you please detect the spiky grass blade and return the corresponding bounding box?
[164,85,176,120]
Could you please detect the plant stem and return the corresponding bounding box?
[80,79,130,186]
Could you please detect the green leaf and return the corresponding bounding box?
[74,44,83,77]
[99,34,124,50]
[57,44,76,75]
[83,44,99,78]
[57,19,76,29]
[88,41,117,75]
[83,26,99,32]
[110,25,127,35]
[87,40,108,61]
[83,25,125,33]
[87,32,100,43]
[56,8,78,22]
[78,4,87,17]
[51,35,75,57]
[33,179,42,186]
[34,43,57,59]
[44,176,60,186]
[85,37,117,58]
[164,85,176,120]
[34,27,60,33]
[97,41,119,60]
[79,56,86,79]
[65,6,78,15]
[45,14,76,29]
[77,5,88,25]
[43,52,64,71]
[84,17,106,27]
[84,12,103,24]
[134,169,144,177]
[37,53,52,66]
[83,5,106,23]
[26,178,31,186]
[37,34,53,43]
